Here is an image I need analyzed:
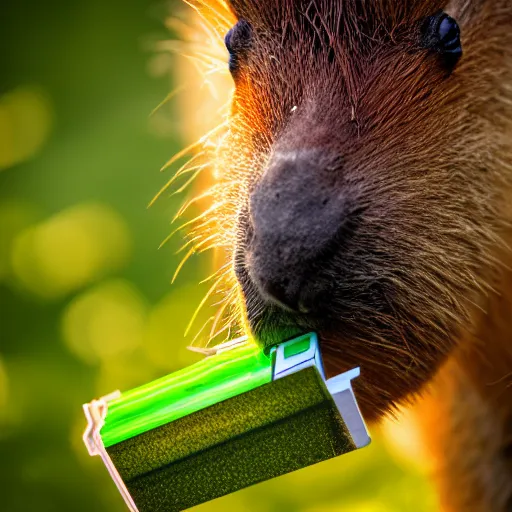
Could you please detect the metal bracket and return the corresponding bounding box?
[326,370,370,448]
[272,333,370,449]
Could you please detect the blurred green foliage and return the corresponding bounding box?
[0,1,437,511]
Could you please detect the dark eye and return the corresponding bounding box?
[421,11,462,69]
[225,19,252,77]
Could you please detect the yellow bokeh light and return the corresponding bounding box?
[0,357,19,437]
[0,200,39,282]
[0,357,8,413]
[11,203,131,299]
[202,495,258,512]
[306,503,393,512]
[380,407,434,473]
[61,279,147,365]
[95,352,157,398]
[0,86,53,170]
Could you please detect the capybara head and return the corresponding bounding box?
[196,0,512,420]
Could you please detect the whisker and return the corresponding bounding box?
[151,162,207,208]
[173,189,216,222]
[174,234,203,254]
[209,299,232,341]
[171,246,197,284]
[189,315,215,346]
[185,274,226,336]
[170,166,207,196]
[160,201,225,248]
[200,262,231,284]
[150,85,186,118]
[208,321,233,345]
[174,202,226,234]
[160,140,205,173]
[187,0,234,30]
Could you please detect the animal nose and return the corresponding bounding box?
[247,150,347,312]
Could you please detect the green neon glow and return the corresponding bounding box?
[101,342,273,448]
[283,334,312,359]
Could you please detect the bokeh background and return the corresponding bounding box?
[0,1,438,510]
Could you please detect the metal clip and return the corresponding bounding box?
[272,332,370,449]
[326,370,370,449]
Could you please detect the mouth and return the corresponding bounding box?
[236,248,340,350]
[249,305,307,348]
[240,267,331,350]
[246,297,365,391]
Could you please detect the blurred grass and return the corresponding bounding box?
[0,1,437,511]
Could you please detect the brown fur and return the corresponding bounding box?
[182,1,512,509]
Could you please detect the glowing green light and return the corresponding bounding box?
[100,342,272,448]
[283,333,312,359]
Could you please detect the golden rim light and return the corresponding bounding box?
[154,1,244,349]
